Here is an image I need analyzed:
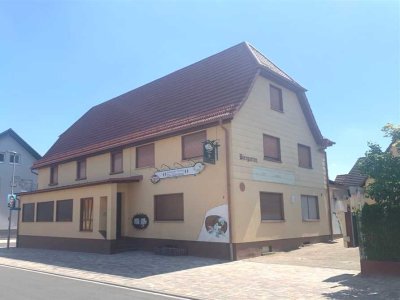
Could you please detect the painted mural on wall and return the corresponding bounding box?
[252,166,295,185]
[197,204,229,243]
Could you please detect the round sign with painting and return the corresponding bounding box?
[132,213,149,230]
[205,215,227,238]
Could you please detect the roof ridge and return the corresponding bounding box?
[96,42,252,108]
[246,42,302,87]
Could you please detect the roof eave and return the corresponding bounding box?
[33,115,234,169]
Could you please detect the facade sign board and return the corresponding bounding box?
[151,162,205,183]
[203,140,218,164]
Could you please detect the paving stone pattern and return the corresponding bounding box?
[0,239,399,299]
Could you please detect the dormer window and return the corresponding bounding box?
[270,85,283,112]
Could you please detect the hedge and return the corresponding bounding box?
[360,204,400,261]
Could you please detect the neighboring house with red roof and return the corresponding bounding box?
[330,158,371,247]
[19,42,333,259]
[0,129,41,234]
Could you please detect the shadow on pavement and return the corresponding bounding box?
[322,273,400,299]
[0,247,226,279]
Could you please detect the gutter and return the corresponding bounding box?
[219,119,234,260]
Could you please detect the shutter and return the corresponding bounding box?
[263,135,281,161]
[154,194,184,221]
[136,144,155,168]
[260,192,284,220]
[182,131,206,159]
[36,201,54,222]
[270,85,283,111]
[22,203,35,222]
[298,144,312,168]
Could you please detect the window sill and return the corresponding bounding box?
[36,220,54,222]
[299,165,313,169]
[271,108,284,113]
[79,230,93,232]
[261,219,285,223]
[154,220,184,223]
[75,177,87,181]
[182,157,203,162]
[48,183,58,187]
[264,157,282,163]
[56,220,73,222]
[109,171,123,175]
[302,219,320,222]
[135,166,155,170]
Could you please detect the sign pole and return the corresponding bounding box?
[7,151,16,250]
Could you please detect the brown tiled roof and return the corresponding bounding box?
[34,42,329,168]
[335,158,367,187]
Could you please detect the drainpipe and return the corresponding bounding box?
[324,151,334,241]
[219,119,234,260]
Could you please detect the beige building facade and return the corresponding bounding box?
[19,43,333,259]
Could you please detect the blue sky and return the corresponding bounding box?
[1,0,399,179]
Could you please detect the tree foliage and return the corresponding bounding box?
[358,123,400,207]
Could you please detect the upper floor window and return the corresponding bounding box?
[298,144,312,168]
[0,152,4,163]
[270,85,283,112]
[111,150,123,174]
[9,153,21,164]
[260,192,284,221]
[76,159,87,180]
[301,195,319,220]
[263,134,281,162]
[182,131,206,160]
[50,165,58,185]
[136,143,155,168]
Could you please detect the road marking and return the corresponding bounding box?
[0,264,194,300]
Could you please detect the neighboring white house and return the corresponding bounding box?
[0,129,41,233]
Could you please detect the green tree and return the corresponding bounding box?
[358,123,400,207]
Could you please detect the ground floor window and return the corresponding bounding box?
[154,193,184,221]
[301,195,319,220]
[260,192,284,221]
[56,199,73,222]
[80,198,93,231]
[36,201,54,222]
[22,203,35,222]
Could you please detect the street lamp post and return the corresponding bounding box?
[7,151,17,250]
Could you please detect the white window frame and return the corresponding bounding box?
[9,153,21,164]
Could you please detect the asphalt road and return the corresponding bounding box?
[0,265,190,300]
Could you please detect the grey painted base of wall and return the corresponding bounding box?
[18,234,331,260]
[18,235,115,254]
[360,259,400,276]
[233,235,331,260]
[332,234,343,239]
[120,237,231,260]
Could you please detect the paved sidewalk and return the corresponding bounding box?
[0,239,398,299]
